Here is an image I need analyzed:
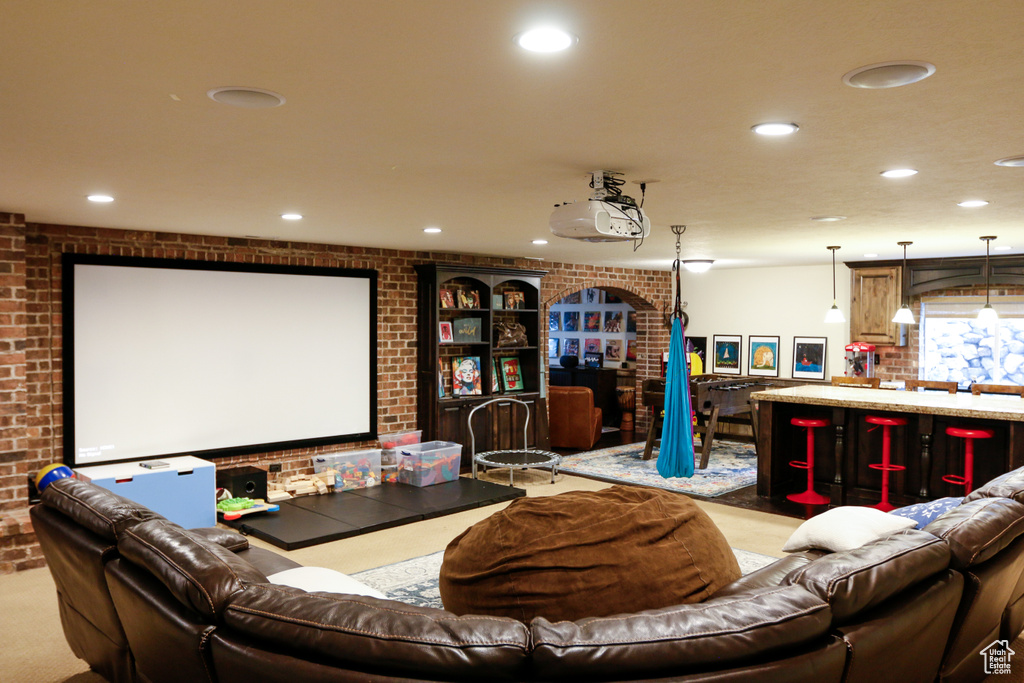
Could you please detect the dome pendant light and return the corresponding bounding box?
[978,236,999,323]
[891,241,917,325]
[824,246,846,323]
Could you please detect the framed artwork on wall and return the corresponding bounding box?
[584,311,601,331]
[500,357,524,392]
[563,311,580,332]
[451,356,482,395]
[712,335,742,375]
[748,335,780,377]
[438,321,453,343]
[584,351,603,368]
[792,336,827,380]
[563,338,580,357]
[548,337,559,358]
[549,312,560,331]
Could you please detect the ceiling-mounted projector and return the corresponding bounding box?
[549,171,651,242]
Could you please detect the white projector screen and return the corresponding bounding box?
[64,254,377,466]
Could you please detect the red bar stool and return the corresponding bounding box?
[943,426,995,494]
[865,415,907,511]
[787,417,831,505]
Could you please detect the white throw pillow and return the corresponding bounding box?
[267,566,387,599]
[782,506,917,553]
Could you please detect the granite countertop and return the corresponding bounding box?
[750,384,1024,422]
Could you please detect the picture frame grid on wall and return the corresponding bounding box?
[792,336,827,380]
[747,335,780,377]
[712,334,742,375]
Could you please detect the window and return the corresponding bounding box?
[920,296,1024,388]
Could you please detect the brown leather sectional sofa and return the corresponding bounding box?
[30,468,1024,683]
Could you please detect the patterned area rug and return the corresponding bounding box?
[352,548,778,609]
[557,441,757,498]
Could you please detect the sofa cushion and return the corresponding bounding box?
[530,584,832,680]
[117,518,268,620]
[782,505,916,553]
[267,566,387,599]
[224,585,531,681]
[781,528,950,623]
[889,496,963,528]
[41,476,163,541]
[923,496,1024,569]
[964,466,1024,504]
[439,485,741,622]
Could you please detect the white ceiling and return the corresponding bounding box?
[2,0,1023,271]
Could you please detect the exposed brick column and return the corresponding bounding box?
[0,213,38,572]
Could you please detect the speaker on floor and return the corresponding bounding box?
[216,466,268,501]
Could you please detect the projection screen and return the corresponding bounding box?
[63,254,377,466]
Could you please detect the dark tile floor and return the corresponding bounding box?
[554,428,824,521]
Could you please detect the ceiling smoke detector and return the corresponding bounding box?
[207,87,286,108]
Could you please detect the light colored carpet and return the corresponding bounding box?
[557,440,757,497]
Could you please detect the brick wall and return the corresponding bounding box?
[872,286,1024,382]
[0,220,673,572]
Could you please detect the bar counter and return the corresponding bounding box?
[752,385,1024,505]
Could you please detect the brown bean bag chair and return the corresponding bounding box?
[439,485,741,622]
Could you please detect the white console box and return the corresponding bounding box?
[74,456,216,529]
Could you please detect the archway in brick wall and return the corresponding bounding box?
[543,283,671,442]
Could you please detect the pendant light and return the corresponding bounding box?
[891,241,917,324]
[824,246,845,323]
[978,236,998,323]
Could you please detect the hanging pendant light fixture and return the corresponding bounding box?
[824,246,846,323]
[891,241,917,324]
[978,236,998,323]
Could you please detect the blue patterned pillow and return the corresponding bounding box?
[889,497,963,528]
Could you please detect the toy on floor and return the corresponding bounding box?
[216,496,279,521]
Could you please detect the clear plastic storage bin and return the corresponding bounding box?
[379,430,423,467]
[311,449,382,490]
[398,441,462,487]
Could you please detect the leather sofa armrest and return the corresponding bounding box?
[924,496,1024,569]
[191,526,249,552]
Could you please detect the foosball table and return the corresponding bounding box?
[642,374,777,466]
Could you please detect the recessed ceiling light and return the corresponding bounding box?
[87,194,114,203]
[843,61,936,89]
[864,253,879,258]
[207,87,285,108]
[957,200,989,208]
[811,216,847,222]
[752,122,799,136]
[532,239,548,245]
[881,168,918,178]
[423,227,442,233]
[515,27,577,53]
[994,155,1024,167]
[281,213,303,220]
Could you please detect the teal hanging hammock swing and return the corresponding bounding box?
[657,225,696,479]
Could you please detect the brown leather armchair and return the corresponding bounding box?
[548,385,602,450]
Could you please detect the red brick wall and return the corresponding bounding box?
[0,220,673,572]
[873,286,1024,381]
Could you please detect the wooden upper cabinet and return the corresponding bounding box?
[849,266,906,346]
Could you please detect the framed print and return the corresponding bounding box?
[748,335,780,377]
[603,311,623,332]
[712,335,742,375]
[605,293,622,304]
[584,337,601,354]
[439,289,455,309]
[584,351,603,368]
[491,358,501,393]
[626,339,637,362]
[563,338,580,357]
[438,358,446,398]
[605,339,623,362]
[549,311,560,331]
[451,356,482,395]
[499,357,524,392]
[492,294,503,309]
[793,337,827,380]
[626,310,637,333]
[563,311,579,332]
[452,317,481,342]
[585,288,600,304]
[438,321,453,343]
[584,311,601,332]
[687,336,707,376]
[548,337,559,358]
[563,291,582,304]
[504,291,524,310]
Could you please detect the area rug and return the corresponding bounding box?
[351,548,778,609]
[557,441,757,498]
